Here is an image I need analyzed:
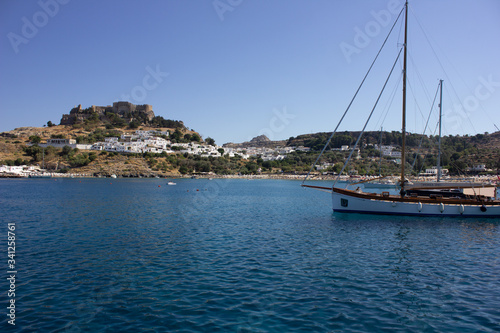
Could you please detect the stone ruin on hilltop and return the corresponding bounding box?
[60,101,155,125]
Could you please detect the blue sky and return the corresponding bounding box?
[1,0,499,145]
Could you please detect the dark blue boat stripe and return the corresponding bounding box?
[333,209,496,218]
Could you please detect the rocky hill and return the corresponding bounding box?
[223,135,287,149]
[58,101,185,130]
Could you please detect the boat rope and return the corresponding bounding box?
[374,71,402,132]
[410,82,440,173]
[407,53,434,114]
[409,6,480,134]
[333,49,403,189]
[302,6,404,185]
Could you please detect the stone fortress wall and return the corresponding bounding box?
[60,101,154,125]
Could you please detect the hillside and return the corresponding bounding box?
[284,130,500,174]
[1,102,499,177]
[0,120,203,175]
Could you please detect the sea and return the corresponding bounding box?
[1,178,499,332]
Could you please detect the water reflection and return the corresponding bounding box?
[458,220,499,246]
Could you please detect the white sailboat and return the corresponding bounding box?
[303,1,500,217]
[405,80,492,191]
[362,178,397,189]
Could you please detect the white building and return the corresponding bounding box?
[315,163,335,170]
[47,138,76,145]
[88,130,300,160]
[389,151,401,158]
[0,165,41,176]
[467,164,488,172]
[39,138,91,150]
[419,166,449,176]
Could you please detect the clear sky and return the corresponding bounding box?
[1,0,499,145]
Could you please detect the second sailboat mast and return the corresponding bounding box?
[400,0,409,195]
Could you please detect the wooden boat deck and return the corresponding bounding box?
[302,185,500,206]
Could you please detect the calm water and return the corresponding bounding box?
[1,178,499,332]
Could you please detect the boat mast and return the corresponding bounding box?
[437,79,443,182]
[400,0,409,196]
[379,127,383,176]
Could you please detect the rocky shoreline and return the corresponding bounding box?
[4,171,498,185]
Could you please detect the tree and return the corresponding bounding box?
[47,121,55,127]
[23,145,42,161]
[191,134,201,142]
[333,164,342,174]
[179,165,189,174]
[61,145,72,156]
[90,113,99,122]
[29,135,41,144]
[205,137,215,146]
[171,129,183,142]
[196,161,211,173]
[129,120,140,129]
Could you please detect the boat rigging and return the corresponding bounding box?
[302,1,500,217]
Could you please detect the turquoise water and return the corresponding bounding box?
[1,178,499,332]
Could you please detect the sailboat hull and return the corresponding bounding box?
[332,189,500,217]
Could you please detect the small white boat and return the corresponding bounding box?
[110,174,117,179]
[167,181,176,185]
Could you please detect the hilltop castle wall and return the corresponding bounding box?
[59,102,155,125]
